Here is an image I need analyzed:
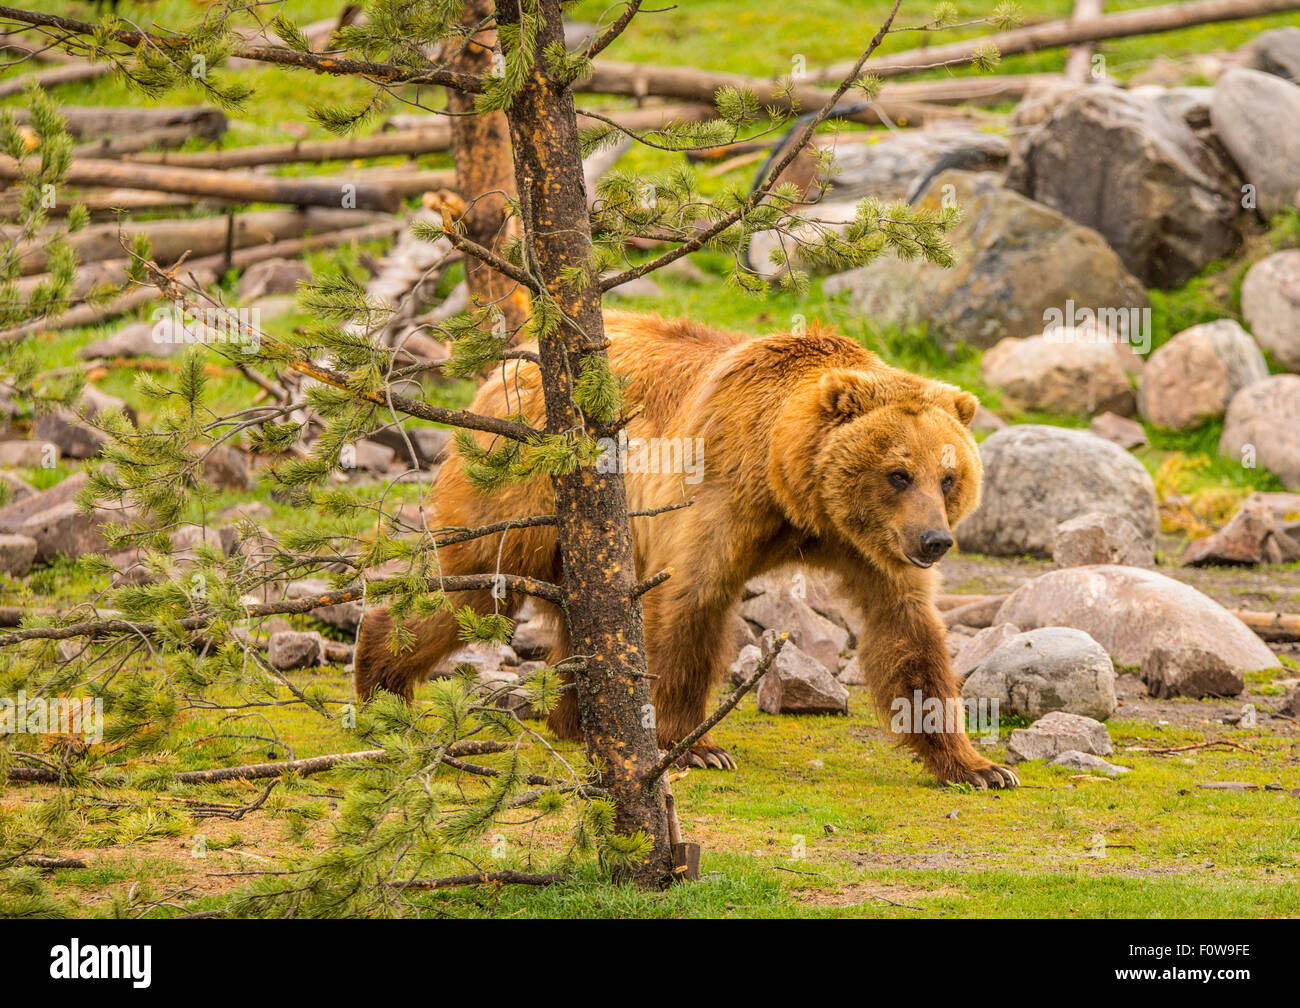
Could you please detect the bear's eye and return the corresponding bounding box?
[941,473,955,494]
[888,470,912,491]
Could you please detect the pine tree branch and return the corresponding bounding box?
[6,741,509,785]
[133,255,541,445]
[599,0,902,293]
[0,5,484,92]
[644,633,788,787]
[583,1,643,60]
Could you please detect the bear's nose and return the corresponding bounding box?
[918,529,954,559]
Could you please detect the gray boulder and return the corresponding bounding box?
[952,622,1021,680]
[823,126,1009,204]
[1008,87,1240,288]
[962,627,1117,721]
[824,170,1148,349]
[18,501,116,562]
[1241,250,1300,373]
[995,565,1276,697]
[1219,375,1300,490]
[1248,27,1300,83]
[959,425,1158,558]
[1211,68,1300,217]
[268,631,325,671]
[1139,320,1269,430]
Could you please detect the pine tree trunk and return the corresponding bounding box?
[448,1,531,334]
[495,0,673,887]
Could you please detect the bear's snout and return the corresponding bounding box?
[916,528,954,562]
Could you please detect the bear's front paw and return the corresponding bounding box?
[675,742,737,771]
[941,761,1019,790]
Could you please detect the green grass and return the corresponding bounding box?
[5,0,1300,918]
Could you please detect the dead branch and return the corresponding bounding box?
[389,870,563,890]
[645,633,788,786]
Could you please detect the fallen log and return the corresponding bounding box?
[575,61,956,127]
[9,104,227,142]
[573,69,1058,119]
[0,58,107,100]
[75,125,214,159]
[0,156,405,212]
[813,0,1300,82]
[1065,0,1107,83]
[126,126,455,170]
[1227,609,1300,643]
[126,105,717,170]
[2,188,207,220]
[16,207,383,276]
[0,218,404,341]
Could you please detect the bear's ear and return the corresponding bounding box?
[818,369,888,423]
[950,389,979,427]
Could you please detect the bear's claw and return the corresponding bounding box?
[949,763,1019,790]
[677,743,737,771]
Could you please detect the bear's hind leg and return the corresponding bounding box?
[645,586,737,770]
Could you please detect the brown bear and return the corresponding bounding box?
[355,310,1019,789]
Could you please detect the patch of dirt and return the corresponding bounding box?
[792,880,963,909]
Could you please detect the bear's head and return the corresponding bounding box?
[807,368,982,572]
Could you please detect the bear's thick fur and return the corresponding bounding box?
[355,311,1018,788]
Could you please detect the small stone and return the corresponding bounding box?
[756,642,849,716]
[0,533,38,576]
[1005,711,1113,764]
[1052,511,1154,568]
[1048,750,1130,777]
[0,441,50,468]
[741,589,850,672]
[836,652,869,686]
[238,258,310,302]
[1089,411,1148,450]
[267,631,324,670]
